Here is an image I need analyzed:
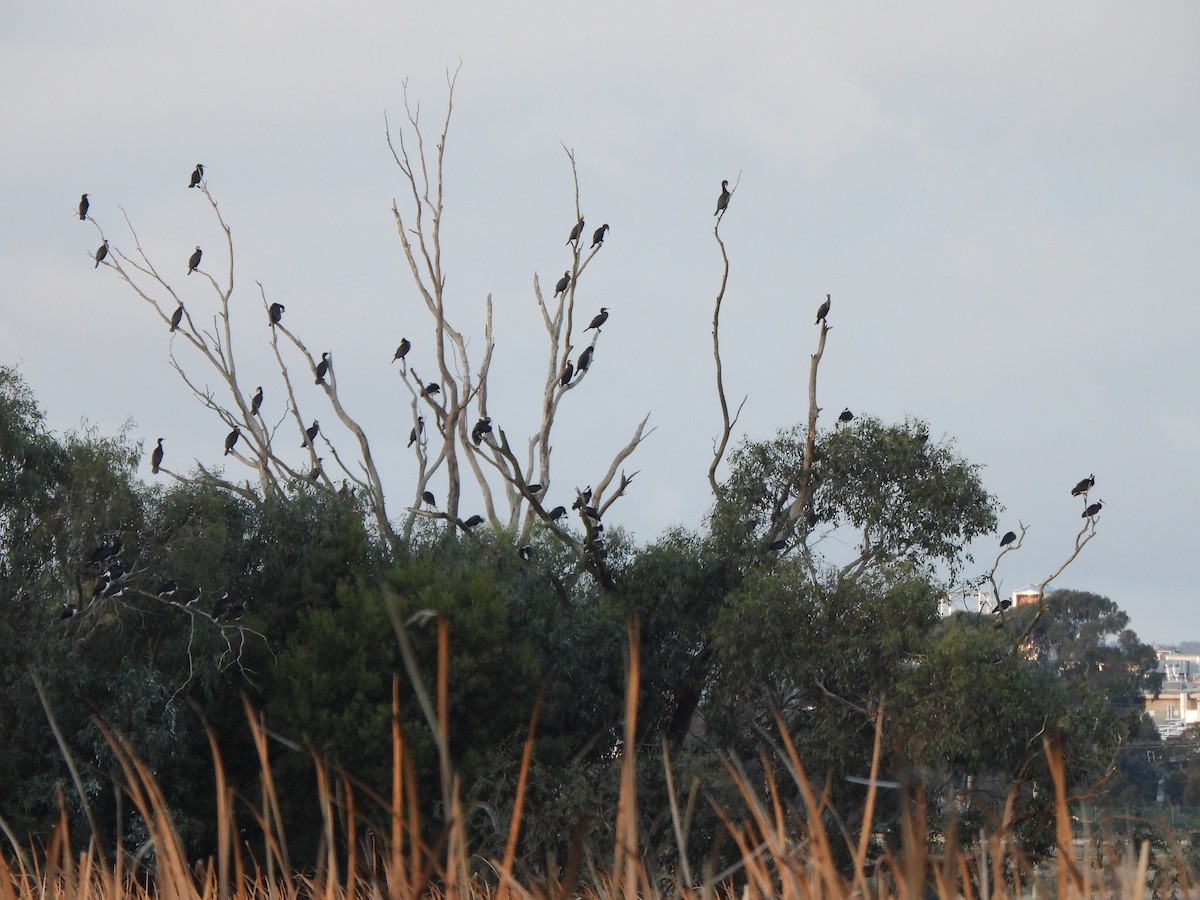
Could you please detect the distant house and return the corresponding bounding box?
[1144,647,1200,737]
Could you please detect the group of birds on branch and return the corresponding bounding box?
[989,473,1104,613]
[84,165,207,275]
[60,537,246,624]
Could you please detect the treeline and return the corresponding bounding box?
[0,364,1164,873]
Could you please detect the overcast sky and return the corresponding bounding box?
[2,3,1197,643]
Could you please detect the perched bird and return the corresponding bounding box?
[94,240,109,268]
[302,419,319,448]
[151,438,164,474]
[815,294,831,325]
[184,587,203,606]
[591,224,609,249]
[90,539,122,565]
[78,194,89,220]
[554,271,571,298]
[999,530,1016,547]
[250,386,263,416]
[567,217,585,245]
[339,480,355,499]
[60,603,78,620]
[462,514,484,529]
[308,460,322,481]
[471,417,492,446]
[715,179,731,216]
[408,417,424,447]
[422,382,440,398]
[518,546,532,561]
[211,592,231,621]
[560,361,574,387]
[577,346,594,374]
[547,505,567,520]
[1070,474,1095,497]
[838,408,854,423]
[268,302,285,326]
[393,338,411,362]
[156,579,178,598]
[224,426,241,456]
[585,307,608,331]
[992,599,1013,614]
[527,483,543,495]
[315,352,330,384]
[422,490,436,507]
[1083,499,1103,518]
[189,164,204,188]
[584,506,601,520]
[187,245,202,275]
[572,486,593,510]
[104,560,126,582]
[101,579,124,599]
[169,303,184,332]
[229,600,247,621]
[768,539,788,552]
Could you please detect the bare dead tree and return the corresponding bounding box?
[92,67,650,591]
[708,173,746,494]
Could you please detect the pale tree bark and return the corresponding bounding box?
[708,174,746,494]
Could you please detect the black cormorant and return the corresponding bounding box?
[548,505,566,520]
[408,417,424,447]
[170,303,184,332]
[94,240,108,268]
[554,271,571,298]
[463,514,484,529]
[268,302,285,325]
[471,417,492,446]
[838,408,854,423]
[572,486,592,510]
[768,539,788,552]
[250,386,263,416]
[61,603,78,619]
[189,164,204,188]
[422,382,440,398]
[211,592,231,621]
[156,580,178,598]
[302,420,320,448]
[1071,474,1095,497]
[315,352,330,384]
[993,599,1012,613]
[577,346,593,373]
[560,361,574,386]
[151,438,164,474]
[527,483,543,494]
[393,338,411,362]
[815,294,831,325]
[224,426,241,455]
[185,587,202,606]
[308,460,322,481]
[422,490,435,507]
[585,307,608,331]
[78,194,89,220]
[1083,499,1103,518]
[567,217,585,245]
[591,224,609,249]
[187,245,202,275]
[715,180,730,216]
[1000,531,1016,547]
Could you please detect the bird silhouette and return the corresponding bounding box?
[1071,474,1095,497]
[393,338,411,362]
[715,179,730,216]
[187,246,202,275]
[554,271,571,298]
[560,361,574,386]
[94,240,108,268]
[815,294,831,325]
[224,427,241,456]
[78,194,89,220]
[151,438,164,474]
[1000,531,1016,547]
[250,386,263,416]
[302,420,320,448]
[838,408,854,423]
[585,307,608,331]
[462,514,484,529]
[268,302,285,326]
[577,345,594,374]
[1083,499,1103,518]
[315,352,330,384]
[408,417,424,447]
[591,224,609,249]
[170,303,184,332]
[567,217,585,245]
[189,164,204,188]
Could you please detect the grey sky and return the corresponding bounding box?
[2,3,1197,642]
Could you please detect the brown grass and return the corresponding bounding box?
[3,625,1193,900]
